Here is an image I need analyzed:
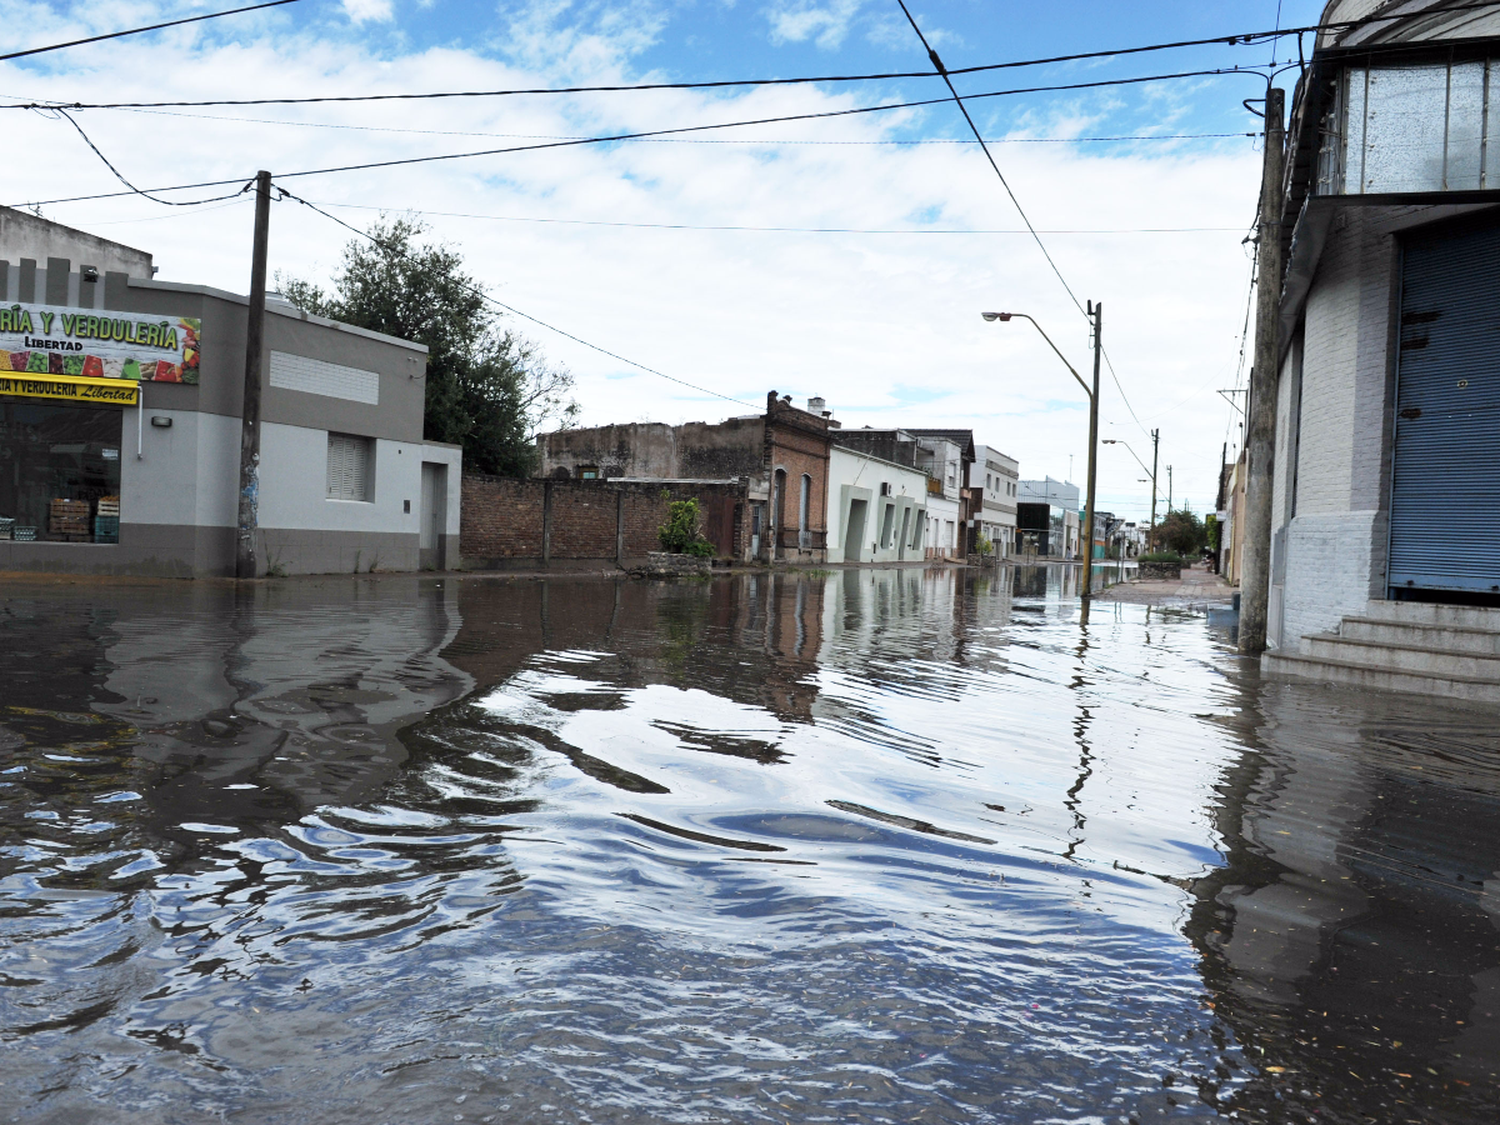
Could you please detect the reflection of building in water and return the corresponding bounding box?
[1188,680,1500,1116]
[445,573,827,724]
[0,577,470,842]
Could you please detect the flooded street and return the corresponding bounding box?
[2,568,1498,1123]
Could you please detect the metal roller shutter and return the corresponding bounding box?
[1389,215,1500,594]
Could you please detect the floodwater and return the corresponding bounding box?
[1,567,1497,1124]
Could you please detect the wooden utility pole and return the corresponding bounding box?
[236,170,271,580]
[1081,301,1102,598]
[1239,86,1286,654]
[1149,427,1160,551]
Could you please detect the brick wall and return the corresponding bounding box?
[461,475,749,568]
[460,476,548,563]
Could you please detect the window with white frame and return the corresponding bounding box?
[327,433,375,502]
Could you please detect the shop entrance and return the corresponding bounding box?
[0,400,123,544]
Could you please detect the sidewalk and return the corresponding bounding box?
[1095,562,1235,610]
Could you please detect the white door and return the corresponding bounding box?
[420,462,447,568]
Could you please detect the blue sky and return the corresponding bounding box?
[4,0,1333,519]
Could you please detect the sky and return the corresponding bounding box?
[2,0,1331,523]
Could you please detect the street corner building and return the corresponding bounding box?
[0,208,460,577]
[1261,0,1500,695]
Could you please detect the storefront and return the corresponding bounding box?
[0,227,461,576]
[0,301,198,547]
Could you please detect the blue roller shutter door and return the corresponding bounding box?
[1390,217,1500,594]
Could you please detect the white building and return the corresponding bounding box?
[825,446,929,563]
[907,430,973,560]
[973,444,1019,558]
[0,209,461,576]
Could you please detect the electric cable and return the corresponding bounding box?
[0,0,300,64]
[7,1,1492,110]
[900,0,1081,318]
[288,198,1245,235]
[9,63,1287,208]
[897,2,1159,441]
[277,185,760,410]
[8,99,1257,146]
[41,106,252,206]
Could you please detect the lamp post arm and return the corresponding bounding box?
[1012,314,1092,401]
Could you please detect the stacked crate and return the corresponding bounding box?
[94,496,120,544]
[49,499,91,541]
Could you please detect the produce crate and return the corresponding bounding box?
[96,496,121,518]
[0,517,12,541]
[13,526,36,542]
[93,516,119,544]
[49,499,90,537]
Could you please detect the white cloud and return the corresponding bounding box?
[343,0,394,24]
[0,22,1262,523]
[765,0,864,49]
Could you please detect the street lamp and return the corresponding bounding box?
[982,307,1102,598]
[1102,435,1161,551]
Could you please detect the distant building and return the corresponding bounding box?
[0,209,460,576]
[537,392,835,564]
[905,429,978,557]
[1017,478,1081,558]
[973,444,1019,558]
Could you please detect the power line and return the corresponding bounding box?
[291,199,1244,236]
[10,100,1256,146]
[276,185,759,410]
[10,63,1284,208]
[41,107,251,206]
[899,1,1089,320]
[7,2,1491,111]
[0,0,300,64]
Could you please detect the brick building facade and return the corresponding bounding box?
[537,391,834,564]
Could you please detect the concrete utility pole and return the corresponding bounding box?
[236,170,271,580]
[1239,85,1287,654]
[1149,428,1160,551]
[1082,301,1102,599]
[1167,465,1173,513]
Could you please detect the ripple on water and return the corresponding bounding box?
[0,571,1498,1122]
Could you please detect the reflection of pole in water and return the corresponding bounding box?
[1062,621,1093,858]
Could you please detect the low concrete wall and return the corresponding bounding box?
[1140,562,1183,580]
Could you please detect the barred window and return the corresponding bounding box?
[327,433,374,502]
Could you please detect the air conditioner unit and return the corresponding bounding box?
[880,482,893,497]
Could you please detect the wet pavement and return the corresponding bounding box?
[0,567,1496,1123]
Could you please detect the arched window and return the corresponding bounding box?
[799,474,811,533]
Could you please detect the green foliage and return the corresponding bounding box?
[975,534,994,556]
[659,498,714,556]
[279,216,578,478]
[1139,551,1184,564]
[1158,505,1208,557]
[1205,512,1220,551]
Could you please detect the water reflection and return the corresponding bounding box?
[1189,681,1500,1119]
[0,569,1496,1121]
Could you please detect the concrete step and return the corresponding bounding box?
[1302,633,1500,679]
[1263,651,1500,704]
[1338,616,1500,655]
[1362,599,1500,630]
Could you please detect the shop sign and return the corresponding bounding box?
[0,371,140,406]
[0,302,201,385]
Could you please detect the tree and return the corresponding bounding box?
[1158,505,1208,557]
[279,216,578,477]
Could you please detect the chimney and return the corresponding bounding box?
[807,396,826,415]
